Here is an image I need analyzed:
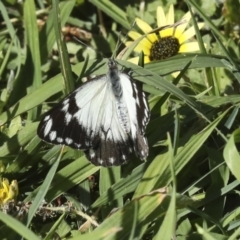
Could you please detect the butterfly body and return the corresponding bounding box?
[37,59,150,167]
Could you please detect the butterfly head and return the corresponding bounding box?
[107,59,121,82]
[108,59,118,70]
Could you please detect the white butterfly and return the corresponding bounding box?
[37,59,150,167]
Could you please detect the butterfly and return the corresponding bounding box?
[37,59,150,167]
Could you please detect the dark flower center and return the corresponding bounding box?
[149,36,180,61]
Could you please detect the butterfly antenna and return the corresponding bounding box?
[111,21,136,60]
[73,37,107,59]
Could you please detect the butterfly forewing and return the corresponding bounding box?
[37,59,150,167]
[37,76,107,150]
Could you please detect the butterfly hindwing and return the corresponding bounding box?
[120,73,150,160]
[85,133,133,166]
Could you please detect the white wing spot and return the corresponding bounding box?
[133,84,140,106]
[144,108,149,116]
[49,131,57,141]
[44,119,53,137]
[63,98,69,105]
[98,158,103,165]
[65,138,73,145]
[44,115,50,121]
[122,154,126,160]
[74,143,81,148]
[57,137,63,143]
[109,157,115,164]
[89,149,96,158]
[129,148,133,153]
[143,94,148,107]
[65,112,72,125]
[62,103,69,112]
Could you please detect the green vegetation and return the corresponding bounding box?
[0,0,240,239]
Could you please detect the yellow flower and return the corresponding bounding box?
[126,4,204,65]
[0,178,19,204]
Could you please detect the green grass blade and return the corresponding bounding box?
[72,190,169,240]
[25,156,99,202]
[134,108,230,197]
[99,167,122,217]
[223,128,240,182]
[229,226,240,240]
[52,0,75,94]
[0,122,39,157]
[186,0,226,41]
[44,213,66,240]
[89,0,130,29]
[0,211,40,240]
[24,149,62,227]
[23,0,42,120]
[91,163,147,208]
[39,0,75,63]
[154,134,176,240]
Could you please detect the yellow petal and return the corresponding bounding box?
[128,56,150,65]
[178,23,205,44]
[179,42,200,52]
[143,56,150,63]
[128,31,154,53]
[11,180,19,196]
[128,57,140,64]
[6,185,16,200]
[135,18,158,42]
[166,4,174,25]
[146,33,157,43]
[128,31,142,41]
[2,178,9,192]
[133,41,151,55]
[171,71,180,78]
[0,189,5,199]
[128,31,157,44]
[157,6,166,27]
[174,12,191,39]
[197,22,204,30]
[136,18,153,34]
[125,41,133,47]
[160,28,174,38]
